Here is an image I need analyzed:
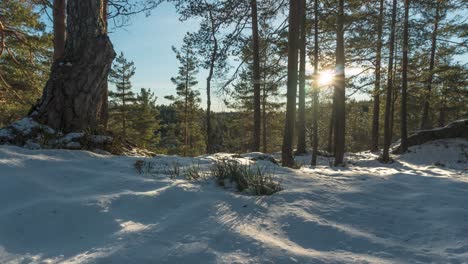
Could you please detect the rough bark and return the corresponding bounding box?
[296,0,307,155]
[53,0,66,60]
[31,0,116,132]
[400,0,410,153]
[333,0,346,166]
[99,0,110,129]
[371,0,384,152]
[382,0,397,162]
[251,0,261,152]
[421,1,440,130]
[281,0,299,167]
[311,0,319,166]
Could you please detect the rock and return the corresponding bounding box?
[393,119,468,153]
[65,142,81,149]
[24,140,41,150]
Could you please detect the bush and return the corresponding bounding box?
[211,159,281,196]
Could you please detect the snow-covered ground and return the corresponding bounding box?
[0,139,467,264]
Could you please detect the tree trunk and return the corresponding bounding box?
[311,0,319,166]
[31,0,115,133]
[371,0,384,152]
[421,1,440,130]
[206,10,218,154]
[251,0,261,152]
[382,0,397,162]
[99,0,109,129]
[333,0,346,166]
[281,0,300,167]
[53,0,66,60]
[262,60,268,153]
[296,0,307,154]
[327,105,335,154]
[400,0,410,153]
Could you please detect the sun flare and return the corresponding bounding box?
[318,70,334,86]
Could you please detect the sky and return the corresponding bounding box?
[108,2,228,111]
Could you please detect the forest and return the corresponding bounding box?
[0,0,467,263]
[1,0,466,165]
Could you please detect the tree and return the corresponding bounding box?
[333,0,346,166]
[0,0,51,126]
[281,0,300,168]
[251,0,261,152]
[370,0,384,152]
[30,0,115,132]
[310,0,319,166]
[382,0,397,162]
[132,88,160,150]
[53,0,66,60]
[108,52,137,139]
[296,0,307,155]
[169,37,205,156]
[400,0,410,153]
[171,0,248,154]
[420,0,441,130]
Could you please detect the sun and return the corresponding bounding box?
[318,70,334,86]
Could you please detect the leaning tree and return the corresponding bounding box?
[30,0,116,132]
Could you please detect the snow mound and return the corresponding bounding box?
[0,139,467,263]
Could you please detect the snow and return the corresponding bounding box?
[10,117,55,135]
[0,139,467,263]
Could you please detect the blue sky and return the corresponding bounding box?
[108,2,228,111]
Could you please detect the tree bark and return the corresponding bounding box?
[53,0,66,60]
[334,0,346,166]
[311,0,319,166]
[327,104,335,154]
[420,1,440,130]
[99,0,109,129]
[382,0,397,162]
[400,0,410,153]
[371,0,384,152]
[251,0,261,152]
[31,0,115,132]
[281,0,300,167]
[296,0,307,154]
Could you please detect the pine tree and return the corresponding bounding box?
[108,52,137,139]
[0,0,51,126]
[131,88,160,150]
[333,0,346,166]
[169,37,205,156]
[382,0,397,163]
[281,0,300,168]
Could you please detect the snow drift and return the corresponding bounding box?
[0,139,467,263]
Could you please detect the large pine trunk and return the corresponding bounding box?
[400,0,410,153]
[281,0,299,167]
[53,0,66,60]
[251,0,261,152]
[382,0,397,162]
[370,0,384,152]
[31,0,115,132]
[99,0,110,129]
[333,0,346,166]
[296,0,307,155]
